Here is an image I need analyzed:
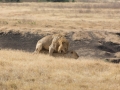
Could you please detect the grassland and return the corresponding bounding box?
[0,49,120,90]
[0,2,120,90]
[0,2,120,33]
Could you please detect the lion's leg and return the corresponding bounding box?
[49,45,54,56]
[34,43,43,54]
[63,43,69,53]
[58,44,63,53]
[58,44,67,54]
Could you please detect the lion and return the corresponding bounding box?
[52,50,79,59]
[57,36,69,54]
[70,51,79,59]
[34,35,53,53]
[49,35,69,55]
[34,34,69,55]
[49,34,62,55]
[40,50,79,59]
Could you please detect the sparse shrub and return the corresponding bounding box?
[17,20,36,25]
[10,83,17,89]
[0,21,8,25]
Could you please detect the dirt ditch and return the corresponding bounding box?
[0,30,120,61]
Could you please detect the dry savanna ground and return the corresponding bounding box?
[0,2,120,90]
[0,49,120,90]
[0,2,120,33]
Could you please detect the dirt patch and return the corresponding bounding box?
[0,31,42,52]
[67,31,120,59]
[0,30,120,60]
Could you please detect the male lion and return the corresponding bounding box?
[57,36,69,54]
[49,34,62,55]
[49,35,69,55]
[34,34,69,55]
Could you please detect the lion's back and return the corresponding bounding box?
[37,35,53,50]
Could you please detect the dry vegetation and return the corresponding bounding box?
[0,49,120,90]
[0,2,120,33]
[0,2,120,90]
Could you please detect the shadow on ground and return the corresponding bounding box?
[0,31,42,52]
[0,31,120,60]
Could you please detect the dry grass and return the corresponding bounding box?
[0,2,120,33]
[0,49,120,90]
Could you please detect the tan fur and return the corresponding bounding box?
[53,50,79,59]
[34,35,53,53]
[39,50,79,59]
[69,51,79,59]
[49,34,62,55]
[34,34,69,55]
[57,36,69,54]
